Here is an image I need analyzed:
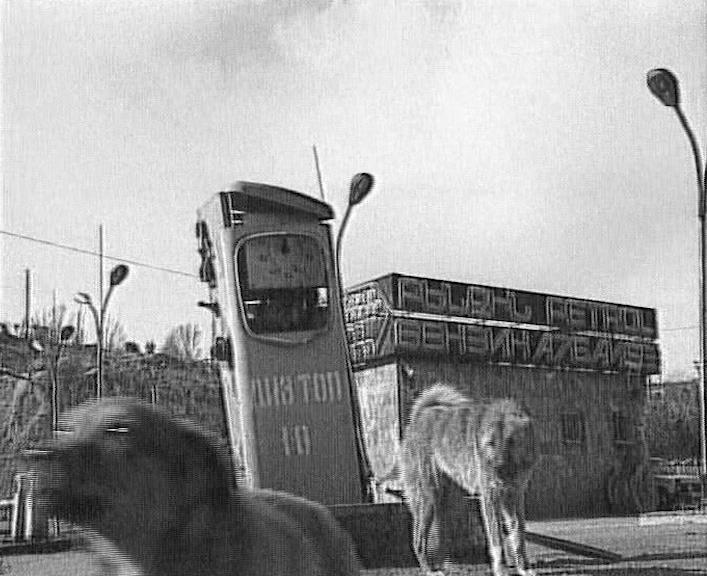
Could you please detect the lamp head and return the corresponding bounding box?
[348,173,375,207]
[59,326,75,342]
[74,292,92,306]
[647,68,680,107]
[109,264,129,287]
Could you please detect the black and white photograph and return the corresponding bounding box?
[1,1,706,575]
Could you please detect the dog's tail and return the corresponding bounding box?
[408,383,466,426]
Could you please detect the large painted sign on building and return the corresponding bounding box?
[345,274,660,375]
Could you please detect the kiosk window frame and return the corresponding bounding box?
[234,232,332,344]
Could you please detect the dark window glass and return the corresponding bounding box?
[561,412,585,444]
[612,411,629,442]
[237,234,329,337]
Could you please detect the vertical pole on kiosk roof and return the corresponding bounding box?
[312,144,327,201]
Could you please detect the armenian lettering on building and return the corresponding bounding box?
[344,273,660,375]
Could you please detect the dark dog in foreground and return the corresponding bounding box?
[33,397,360,576]
[396,384,538,576]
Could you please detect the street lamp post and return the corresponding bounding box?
[647,68,707,480]
[335,172,375,274]
[74,264,129,399]
[333,172,376,498]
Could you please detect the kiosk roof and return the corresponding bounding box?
[223,181,334,221]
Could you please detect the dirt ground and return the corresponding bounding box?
[2,516,706,576]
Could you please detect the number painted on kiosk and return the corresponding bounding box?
[281,424,312,456]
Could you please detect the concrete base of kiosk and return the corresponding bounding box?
[330,501,487,569]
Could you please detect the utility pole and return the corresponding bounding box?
[52,290,57,341]
[24,269,32,340]
[98,225,104,398]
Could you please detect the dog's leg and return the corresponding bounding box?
[410,493,443,576]
[407,478,446,576]
[425,479,450,575]
[499,488,536,576]
[479,487,510,576]
[403,453,445,576]
[414,479,449,576]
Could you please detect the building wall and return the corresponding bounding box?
[360,357,652,520]
[2,335,653,521]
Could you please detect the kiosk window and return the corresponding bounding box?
[237,234,330,336]
[612,410,630,443]
[561,412,585,445]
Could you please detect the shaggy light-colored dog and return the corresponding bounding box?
[398,384,538,576]
[35,397,360,576]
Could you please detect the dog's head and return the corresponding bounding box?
[33,397,233,542]
[479,399,538,483]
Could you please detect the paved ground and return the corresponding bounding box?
[1,516,705,575]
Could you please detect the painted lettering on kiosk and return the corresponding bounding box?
[251,370,345,457]
[281,424,312,456]
[251,370,344,408]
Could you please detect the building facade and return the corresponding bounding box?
[345,273,660,519]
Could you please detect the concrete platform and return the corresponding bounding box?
[638,509,707,526]
[331,499,486,569]
[4,516,706,576]
[1,501,484,569]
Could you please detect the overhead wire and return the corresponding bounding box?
[0,229,701,333]
[0,229,198,279]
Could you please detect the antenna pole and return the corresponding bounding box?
[312,145,326,201]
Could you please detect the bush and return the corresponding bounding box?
[645,380,700,459]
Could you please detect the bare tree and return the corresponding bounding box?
[646,381,700,460]
[17,303,76,436]
[28,303,74,345]
[103,315,128,352]
[161,323,203,361]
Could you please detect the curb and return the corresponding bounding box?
[638,511,707,526]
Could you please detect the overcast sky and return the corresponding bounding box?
[2,0,705,378]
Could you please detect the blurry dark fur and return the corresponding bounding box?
[35,397,360,576]
[399,384,537,576]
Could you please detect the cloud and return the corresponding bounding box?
[117,0,467,77]
[272,0,462,74]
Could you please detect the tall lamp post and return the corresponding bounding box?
[335,172,375,273]
[74,264,129,399]
[647,68,707,479]
[334,172,376,497]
